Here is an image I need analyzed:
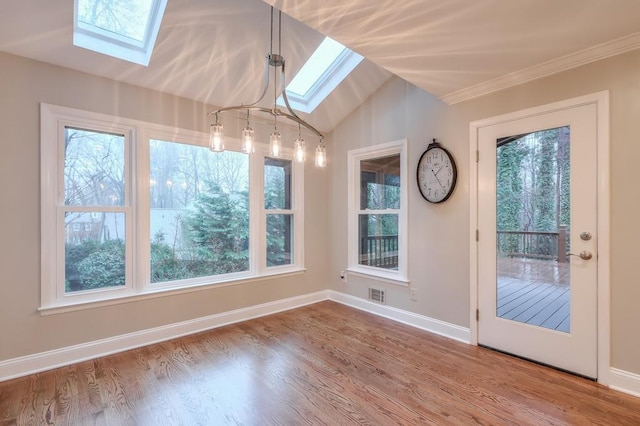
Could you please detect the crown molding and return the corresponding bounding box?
[441,31,640,105]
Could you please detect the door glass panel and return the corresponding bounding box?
[496,127,571,332]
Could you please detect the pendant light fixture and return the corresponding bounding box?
[315,143,327,168]
[294,123,305,163]
[270,127,282,157]
[207,6,326,167]
[241,110,254,154]
[209,121,224,152]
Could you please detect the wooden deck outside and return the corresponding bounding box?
[497,257,570,333]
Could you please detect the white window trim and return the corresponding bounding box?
[40,103,305,313]
[346,139,408,285]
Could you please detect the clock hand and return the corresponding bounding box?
[431,169,446,190]
[434,165,444,176]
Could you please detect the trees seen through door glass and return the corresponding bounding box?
[496,126,571,333]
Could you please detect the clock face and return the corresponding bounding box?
[417,146,457,203]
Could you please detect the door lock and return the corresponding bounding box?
[580,231,592,241]
[567,250,593,260]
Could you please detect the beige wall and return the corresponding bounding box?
[328,49,640,375]
[2,45,639,377]
[0,52,329,361]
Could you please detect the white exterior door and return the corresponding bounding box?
[475,98,602,378]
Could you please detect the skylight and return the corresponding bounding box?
[73,0,167,66]
[278,37,364,114]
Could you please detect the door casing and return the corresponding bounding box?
[468,91,610,384]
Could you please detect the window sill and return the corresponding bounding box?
[346,268,409,287]
[38,268,306,316]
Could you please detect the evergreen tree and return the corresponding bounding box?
[496,140,527,231]
[184,182,249,274]
[534,130,557,232]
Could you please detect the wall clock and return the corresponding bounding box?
[417,139,457,203]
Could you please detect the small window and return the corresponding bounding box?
[278,37,364,113]
[265,157,294,267]
[73,0,167,66]
[347,140,408,284]
[64,128,128,293]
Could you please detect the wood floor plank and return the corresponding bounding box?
[1,301,639,425]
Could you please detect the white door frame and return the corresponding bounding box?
[469,91,610,384]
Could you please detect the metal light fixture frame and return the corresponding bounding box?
[207,6,326,165]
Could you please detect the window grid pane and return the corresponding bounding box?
[265,157,292,210]
[358,214,398,270]
[64,211,126,292]
[359,154,401,210]
[266,214,293,266]
[64,127,125,207]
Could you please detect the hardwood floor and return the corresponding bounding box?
[1,301,639,425]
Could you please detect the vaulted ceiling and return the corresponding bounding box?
[2,0,640,133]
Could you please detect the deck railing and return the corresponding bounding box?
[497,226,568,262]
[360,235,398,269]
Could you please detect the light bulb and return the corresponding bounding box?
[294,137,305,162]
[315,144,327,168]
[270,130,282,157]
[209,123,224,152]
[242,126,254,154]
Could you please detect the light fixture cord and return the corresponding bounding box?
[273,47,278,129]
[269,6,273,56]
[278,10,282,55]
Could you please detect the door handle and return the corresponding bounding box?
[567,250,593,260]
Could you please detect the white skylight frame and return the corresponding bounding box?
[278,37,364,114]
[73,0,168,66]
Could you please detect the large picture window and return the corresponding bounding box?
[347,140,408,284]
[41,104,304,311]
[149,140,250,283]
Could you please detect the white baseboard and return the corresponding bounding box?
[0,290,329,382]
[6,289,638,398]
[328,290,471,343]
[609,367,640,398]
[5,288,639,398]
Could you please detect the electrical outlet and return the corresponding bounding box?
[339,270,347,283]
[410,288,417,301]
